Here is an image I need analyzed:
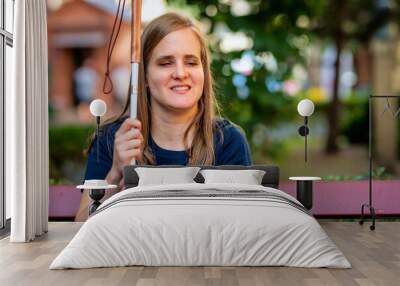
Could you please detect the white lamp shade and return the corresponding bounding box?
[89,99,107,117]
[297,99,314,117]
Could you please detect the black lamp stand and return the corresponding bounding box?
[96,116,100,162]
[359,95,400,231]
[298,116,309,162]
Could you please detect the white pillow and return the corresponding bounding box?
[200,169,266,185]
[135,167,201,186]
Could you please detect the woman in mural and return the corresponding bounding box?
[76,13,252,221]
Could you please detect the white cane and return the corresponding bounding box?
[130,0,142,165]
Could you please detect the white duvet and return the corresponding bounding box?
[50,183,351,269]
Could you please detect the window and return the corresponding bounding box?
[5,0,13,33]
[1,0,14,231]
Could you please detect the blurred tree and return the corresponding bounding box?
[167,0,395,154]
[314,0,392,153]
[168,0,326,153]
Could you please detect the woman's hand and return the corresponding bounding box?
[106,118,143,186]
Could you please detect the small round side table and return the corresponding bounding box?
[77,181,117,215]
[289,176,321,210]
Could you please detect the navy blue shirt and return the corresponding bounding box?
[84,118,252,180]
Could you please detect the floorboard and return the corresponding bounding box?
[0,221,399,286]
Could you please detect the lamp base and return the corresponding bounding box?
[359,203,376,231]
[88,189,105,215]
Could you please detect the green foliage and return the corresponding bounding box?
[340,92,369,144]
[339,93,400,159]
[167,0,326,149]
[165,0,395,155]
[166,0,201,17]
[252,139,290,163]
[322,167,394,181]
[49,125,94,181]
[49,177,73,185]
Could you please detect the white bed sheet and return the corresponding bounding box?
[50,183,351,269]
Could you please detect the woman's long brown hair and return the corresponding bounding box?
[92,13,220,165]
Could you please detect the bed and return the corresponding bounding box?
[50,165,350,269]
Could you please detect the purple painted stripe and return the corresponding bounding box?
[49,186,81,217]
[49,181,400,217]
[280,180,400,215]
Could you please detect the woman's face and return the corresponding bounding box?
[146,28,204,114]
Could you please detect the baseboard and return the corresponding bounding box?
[0,218,11,239]
[49,217,75,222]
[315,214,400,220]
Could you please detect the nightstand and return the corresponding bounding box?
[289,177,321,210]
[77,180,117,215]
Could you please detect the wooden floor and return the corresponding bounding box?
[0,221,399,286]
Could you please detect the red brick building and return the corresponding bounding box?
[47,0,133,123]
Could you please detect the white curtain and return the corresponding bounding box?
[7,0,49,242]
